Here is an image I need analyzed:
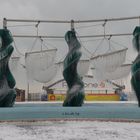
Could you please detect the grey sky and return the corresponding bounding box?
[0,0,140,20]
[0,0,140,91]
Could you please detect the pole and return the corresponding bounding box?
[25,82,29,101]
[12,33,132,39]
[5,15,140,23]
[71,20,75,31]
[3,18,7,29]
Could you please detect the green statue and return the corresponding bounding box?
[63,30,85,106]
[131,26,140,107]
[0,29,16,107]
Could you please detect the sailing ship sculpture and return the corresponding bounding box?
[63,30,85,106]
[0,29,16,107]
[131,26,140,107]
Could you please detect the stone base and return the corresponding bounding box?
[0,102,139,122]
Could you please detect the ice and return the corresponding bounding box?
[0,121,140,140]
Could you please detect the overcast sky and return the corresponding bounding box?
[0,0,139,57]
[0,0,140,21]
[0,0,139,53]
[0,0,140,92]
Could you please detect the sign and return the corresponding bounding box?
[62,81,106,88]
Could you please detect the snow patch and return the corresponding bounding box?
[0,121,140,140]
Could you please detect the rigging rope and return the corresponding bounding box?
[81,38,103,43]
[35,21,40,36]
[90,20,109,56]
[7,24,36,28]
[75,31,92,58]
[104,36,116,53]
[91,38,105,56]
[75,23,103,29]
[44,38,65,42]
[13,38,25,56]
[42,39,57,50]
[110,39,128,49]
[27,37,38,53]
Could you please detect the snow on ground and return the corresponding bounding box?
[0,121,140,140]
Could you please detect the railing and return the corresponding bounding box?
[53,89,115,95]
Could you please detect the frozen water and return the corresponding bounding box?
[0,121,140,140]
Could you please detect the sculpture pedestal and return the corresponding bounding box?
[0,102,140,122]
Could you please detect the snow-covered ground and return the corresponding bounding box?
[0,121,140,140]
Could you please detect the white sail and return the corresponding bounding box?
[44,59,90,88]
[91,48,128,73]
[25,49,57,83]
[77,59,90,77]
[56,59,90,78]
[9,56,27,89]
[92,64,131,80]
[9,57,20,72]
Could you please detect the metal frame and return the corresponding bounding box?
[12,33,132,38]
[3,16,139,38]
[4,15,140,24]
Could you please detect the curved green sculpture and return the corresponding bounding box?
[63,30,85,106]
[131,26,140,107]
[0,29,16,107]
